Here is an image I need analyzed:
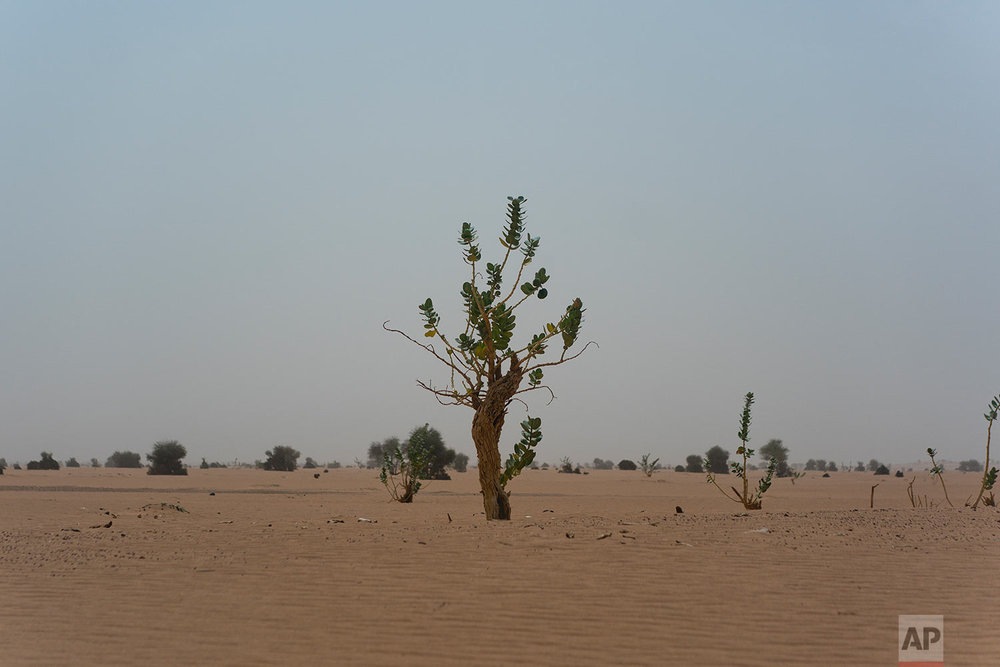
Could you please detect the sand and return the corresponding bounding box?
[1,466,997,665]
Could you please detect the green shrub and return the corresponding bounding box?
[264,445,300,471]
[618,459,637,471]
[703,445,730,474]
[147,441,187,476]
[26,452,59,470]
[106,451,142,468]
[685,455,703,473]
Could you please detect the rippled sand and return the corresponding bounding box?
[1,467,996,665]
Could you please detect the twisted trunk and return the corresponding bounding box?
[471,359,523,520]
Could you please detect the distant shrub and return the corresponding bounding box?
[895,470,904,478]
[826,461,837,472]
[592,458,615,470]
[367,439,398,469]
[264,445,300,472]
[703,445,730,474]
[453,452,469,473]
[775,460,792,478]
[147,441,187,476]
[958,459,983,472]
[674,464,685,473]
[13,463,21,470]
[874,464,890,476]
[303,457,318,469]
[327,461,342,469]
[106,451,142,468]
[200,458,210,469]
[27,452,60,470]
[618,459,637,471]
[558,457,581,474]
[685,455,703,473]
[408,424,454,480]
[90,458,101,468]
[0,458,5,474]
[65,457,80,468]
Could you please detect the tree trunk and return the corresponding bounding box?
[471,362,523,520]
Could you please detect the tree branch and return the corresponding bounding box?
[383,321,477,393]
[513,384,556,405]
[415,378,477,407]
[524,340,599,372]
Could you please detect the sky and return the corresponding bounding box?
[1,1,998,468]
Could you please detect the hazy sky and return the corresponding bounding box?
[2,1,998,468]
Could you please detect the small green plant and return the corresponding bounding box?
[638,453,660,477]
[379,438,429,503]
[500,416,542,488]
[927,448,953,507]
[705,392,776,510]
[971,393,999,510]
[790,470,805,485]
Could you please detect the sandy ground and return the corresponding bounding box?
[1,466,997,666]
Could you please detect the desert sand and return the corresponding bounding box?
[1,466,997,665]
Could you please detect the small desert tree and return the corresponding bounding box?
[453,452,470,473]
[386,196,591,520]
[264,445,300,472]
[147,441,187,475]
[65,457,80,468]
[684,455,703,473]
